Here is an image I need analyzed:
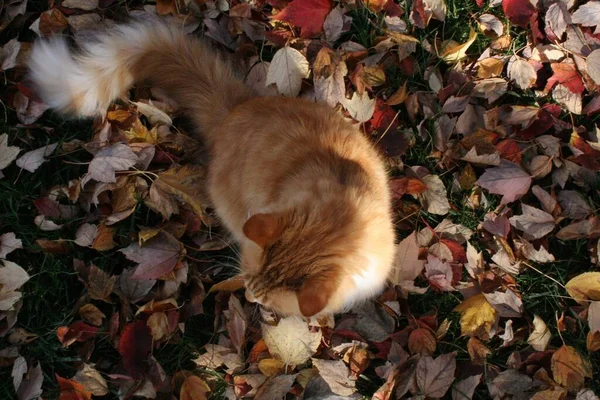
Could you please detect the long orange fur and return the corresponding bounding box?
[27,17,396,317]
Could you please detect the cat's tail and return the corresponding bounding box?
[27,17,253,136]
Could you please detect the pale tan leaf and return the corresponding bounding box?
[73,364,108,396]
[266,47,309,97]
[527,314,552,351]
[16,143,57,173]
[0,260,29,292]
[415,352,456,398]
[87,144,138,184]
[262,317,322,366]
[509,59,537,90]
[0,133,20,171]
[342,91,375,123]
[311,358,356,396]
[0,232,23,259]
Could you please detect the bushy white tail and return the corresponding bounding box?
[28,18,253,134]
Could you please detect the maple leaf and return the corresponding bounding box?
[342,91,375,123]
[416,352,456,398]
[193,344,244,374]
[118,320,153,380]
[262,317,321,366]
[86,144,138,184]
[311,358,356,396]
[476,160,532,204]
[408,328,437,355]
[502,0,535,28]
[266,47,310,98]
[273,0,331,38]
[551,345,592,392]
[391,231,426,286]
[545,63,584,94]
[15,143,57,173]
[509,204,555,240]
[453,294,498,340]
[452,374,481,400]
[418,174,450,215]
[120,231,185,280]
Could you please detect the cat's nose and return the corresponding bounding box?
[245,289,257,303]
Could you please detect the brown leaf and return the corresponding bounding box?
[78,304,106,327]
[86,144,138,184]
[180,375,211,400]
[467,337,491,365]
[120,231,185,280]
[452,374,481,400]
[88,265,115,301]
[311,358,356,396]
[72,364,108,397]
[255,374,297,400]
[551,345,592,391]
[408,328,437,355]
[91,224,117,251]
[477,161,532,204]
[415,352,456,398]
[56,374,92,400]
[258,358,285,377]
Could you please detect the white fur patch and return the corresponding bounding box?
[348,255,386,304]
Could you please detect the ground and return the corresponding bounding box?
[0,0,599,399]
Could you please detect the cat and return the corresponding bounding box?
[27,17,396,317]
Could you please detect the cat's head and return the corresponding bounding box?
[239,205,395,317]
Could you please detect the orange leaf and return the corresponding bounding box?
[208,274,245,294]
[273,0,332,38]
[551,345,592,391]
[56,374,92,400]
[408,328,437,355]
[180,375,211,400]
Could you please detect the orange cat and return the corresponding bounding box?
[27,17,396,317]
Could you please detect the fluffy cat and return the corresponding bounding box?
[27,17,396,317]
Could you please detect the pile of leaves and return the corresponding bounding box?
[1,0,600,398]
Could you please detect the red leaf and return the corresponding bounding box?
[517,105,560,140]
[475,0,484,7]
[496,139,523,164]
[439,239,467,264]
[545,63,585,94]
[502,0,535,28]
[368,100,400,133]
[57,321,99,347]
[119,320,153,380]
[34,197,60,218]
[273,0,332,38]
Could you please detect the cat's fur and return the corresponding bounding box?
[27,18,396,317]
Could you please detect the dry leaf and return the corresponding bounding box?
[415,352,456,398]
[0,133,20,172]
[509,59,537,90]
[477,161,532,204]
[342,91,375,123]
[16,143,57,173]
[551,345,592,392]
[453,294,498,339]
[440,28,477,62]
[528,314,552,351]
[565,272,600,304]
[86,144,138,184]
[266,47,309,97]
[452,374,481,400]
[72,364,108,397]
[180,375,211,400]
[120,231,184,280]
[0,260,29,292]
[311,358,356,396]
[509,204,555,240]
[262,317,321,366]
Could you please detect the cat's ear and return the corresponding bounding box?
[297,268,340,317]
[243,213,284,248]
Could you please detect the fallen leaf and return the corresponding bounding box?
[565,272,600,304]
[440,28,477,62]
[72,364,108,397]
[502,0,535,28]
[551,345,592,392]
[88,265,116,301]
[453,294,497,339]
[120,231,184,280]
[56,374,92,400]
[193,344,244,374]
[311,358,356,396]
[258,358,285,377]
[528,314,552,351]
[12,356,27,392]
[571,2,600,34]
[509,204,555,240]
[0,133,20,172]
[408,328,437,355]
[132,100,172,126]
[557,190,591,220]
[74,223,98,247]
[180,375,211,400]
[0,260,29,292]
[587,50,600,85]
[509,59,537,90]
[33,215,63,231]
[415,352,456,398]
[418,174,450,215]
[452,374,481,400]
[86,144,138,184]
[477,161,532,204]
[266,47,310,97]
[61,0,98,10]
[342,91,375,123]
[273,0,332,38]
[391,232,426,285]
[17,363,43,400]
[478,14,503,36]
[16,143,57,173]
[262,317,322,366]
[118,320,152,380]
[483,290,523,318]
[255,374,297,399]
[78,304,105,327]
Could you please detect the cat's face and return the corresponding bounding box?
[239,208,394,317]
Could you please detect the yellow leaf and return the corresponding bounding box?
[208,275,245,294]
[551,345,592,392]
[121,118,158,144]
[258,358,285,377]
[440,28,478,62]
[386,81,408,106]
[453,294,497,340]
[565,272,600,304]
[180,375,210,400]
